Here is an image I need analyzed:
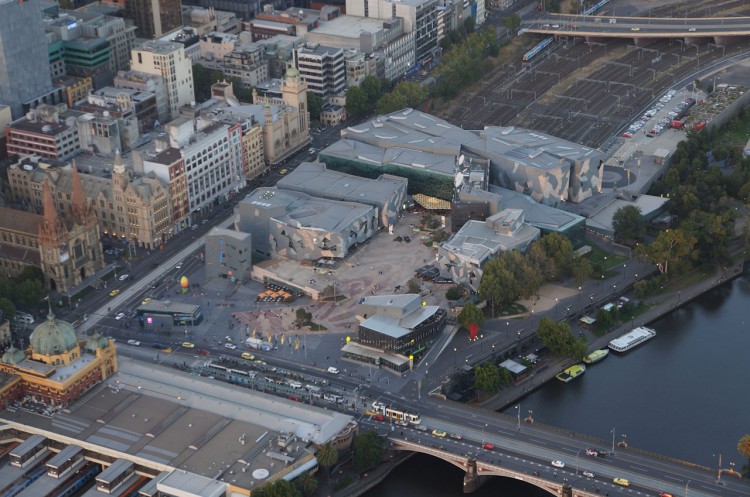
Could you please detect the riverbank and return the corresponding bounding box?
[479,257,747,413]
[331,452,414,497]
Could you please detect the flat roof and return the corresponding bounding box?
[277,161,406,204]
[360,305,440,338]
[241,188,374,233]
[137,300,200,313]
[311,15,387,39]
[1,357,353,492]
[441,216,540,264]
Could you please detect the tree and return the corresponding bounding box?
[570,257,593,287]
[361,76,384,105]
[296,471,318,497]
[192,64,224,102]
[316,443,339,477]
[407,278,422,294]
[498,367,512,388]
[254,479,302,497]
[635,229,698,275]
[536,317,584,360]
[502,14,521,34]
[612,205,646,245]
[738,434,750,477]
[539,233,574,278]
[473,363,499,397]
[17,266,43,284]
[307,92,323,120]
[14,279,46,311]
[445,285,464,301]
[458,302,484,330]
[346,86,369,118]
[0,298,15,322]
[463,16,475,34]
[353,430,384,472]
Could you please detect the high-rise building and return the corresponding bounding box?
[0,0,54,119]
[130,41,195,120]
[125,0,182,39]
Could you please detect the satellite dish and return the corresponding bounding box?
[454,172,464,189]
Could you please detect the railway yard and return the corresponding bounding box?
[445,0,750,151]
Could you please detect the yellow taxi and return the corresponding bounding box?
[613,478,630,487]
[162,347,173,353]
[141,297,152,305]
[108,289,120,297]
[431,429,447,438]
[241,352,255,360]
[182,342,195,349]
[280,168,288,175]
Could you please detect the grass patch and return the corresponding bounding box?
[588,245,628,271]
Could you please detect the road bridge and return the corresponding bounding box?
[521,14,750,42]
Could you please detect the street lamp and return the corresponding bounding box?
[516,404,521,430]
[576,450,581,476]
[453,347,457,366]
[611,428,616,453]
[506,321,509,338]
[685,479,690,497]
[555,297,559,314]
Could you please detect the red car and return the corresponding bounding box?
[197,348,210,356]
[373,414,385,421]
[483,443,494,450]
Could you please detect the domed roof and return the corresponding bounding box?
[1,347,25,365]
[30,311,78,356]
[85,333,110,352]
[286,67,299,78]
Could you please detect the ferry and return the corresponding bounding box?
[556,364,586,383]
[583,349,609,365]
[608,326,656,353]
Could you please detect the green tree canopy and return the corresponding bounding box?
[635,228,698,275]
[536,317,585,360]
[738,434,750,477]
[458,302,484,330]
[361,76,384,105]
[254,479,302,497]
[502,14,521,34]
[473,362,499,397]
[307,92,323,120]
[316,443,339,475]
[612,205,646,245]
[0,298,15,322]
[353,430,384,472]
[346,86,369,118]
[296,471,318,497]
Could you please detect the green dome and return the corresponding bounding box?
[30,312,78,356]
[286,67,299,78]
[1,347,25,365]
[86,333,110,352]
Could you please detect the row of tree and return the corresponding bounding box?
[477,233,592,317]
[0,266,48,321]
[346,76,429,119]
[433,25,500,100]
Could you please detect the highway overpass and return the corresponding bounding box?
[520,14,750,39]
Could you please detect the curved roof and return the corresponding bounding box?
[1,347,25,365]
[30,312,78,356]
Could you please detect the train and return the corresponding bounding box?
[372,402,421,425]
[1,466,45,497]
[582,0,610,16]
[522,37,554,61]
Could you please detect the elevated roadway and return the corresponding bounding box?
[521,14,750,39]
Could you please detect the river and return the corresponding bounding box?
[363,273,750,496]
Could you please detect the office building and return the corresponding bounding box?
[6,105,81,162]
[204,227,252,281]
[294,43,345,98]
[125,0,182,39]
[130,41,194,119]
[0,0,55,119]
[114,69,170,125]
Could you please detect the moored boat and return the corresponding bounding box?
[583,349,609,365]
[556,364,586,383]
[608,326,656,353]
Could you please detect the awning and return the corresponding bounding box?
[413,193,451,210]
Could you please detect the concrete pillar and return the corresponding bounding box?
[561,482,573,497]
[462,459,490,493]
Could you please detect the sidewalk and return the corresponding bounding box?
[478,259,746,412]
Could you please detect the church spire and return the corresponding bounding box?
[42,180,58,229]
[71,161,86,222]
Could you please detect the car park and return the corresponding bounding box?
[431,430,447,438]
[551,460,565,469]
[127,340,141,346]
[115,312,125,320]
[182,342,195,348]
[109,289,120,297]
[613,478,630,487]
[224,343,237,350]
[119,274,129,281]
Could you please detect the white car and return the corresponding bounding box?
[582,470,595,478]
[551,460,565,469]
[224,343,237,350]
[119,274,129,281]
[176,262,183,269]
[127,339,141,346]
[115,312,125,320]
[327,366,340,374]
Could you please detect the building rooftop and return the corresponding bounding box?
[241,188,374,233]
[206,227,250,241]
[277,161,407,204]
[135,40,183,54]
[311,15,389,40]
[296,43,343,57]
[0,208,43,235]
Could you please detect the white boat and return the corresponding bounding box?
[608,326,656,353]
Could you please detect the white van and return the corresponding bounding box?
[327,366,340,374]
